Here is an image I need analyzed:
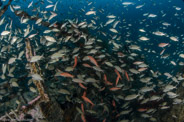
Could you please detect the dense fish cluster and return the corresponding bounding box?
[0,0,184,121]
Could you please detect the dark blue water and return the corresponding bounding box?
[0,0,183,82]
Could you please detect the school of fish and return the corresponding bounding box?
[0,0,184,122]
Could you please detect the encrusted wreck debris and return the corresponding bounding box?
[0,39,64,122]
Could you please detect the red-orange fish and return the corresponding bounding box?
[104,74,107,82]
[105,80,113,86]
[88,56,99,67]
[115,69,122,80]
[109,87,121,91]
[103,118,106,122]
[81,103,84,113]
[125,71,129,81]
[104,74,113,85]
[137,108,148,112]
[82,96,94,106]
[73,56,78,69]
[79,83,87,90]
[60,72,74,78]
[82,63,92,68]
[115,75,120,85]
[81,114,86,122]
[83,91,86,97]
[112,100,116,107]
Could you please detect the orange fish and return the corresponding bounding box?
[104,74,107,82]
[81,103,84,113]
[83,91,86,97]
[137,108,148,112]
[60,72,74,78]
[73,56,78,69]
[115,75,120,85]
[88,56,99,67]
[125,71,129,81]
[104,74,113,85]
[82,96,94,106]
[115,69,122,80]
[81,114,86,122]
[79,83,87,90]
[109,87,121,91]
[105,80,113,86]
[112,100,116,107]
[82,63,92,68]
[103,118,106,122]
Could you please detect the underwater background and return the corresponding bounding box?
[0,0,184,122]
[1,0,184,76]
[3,0,184,74]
